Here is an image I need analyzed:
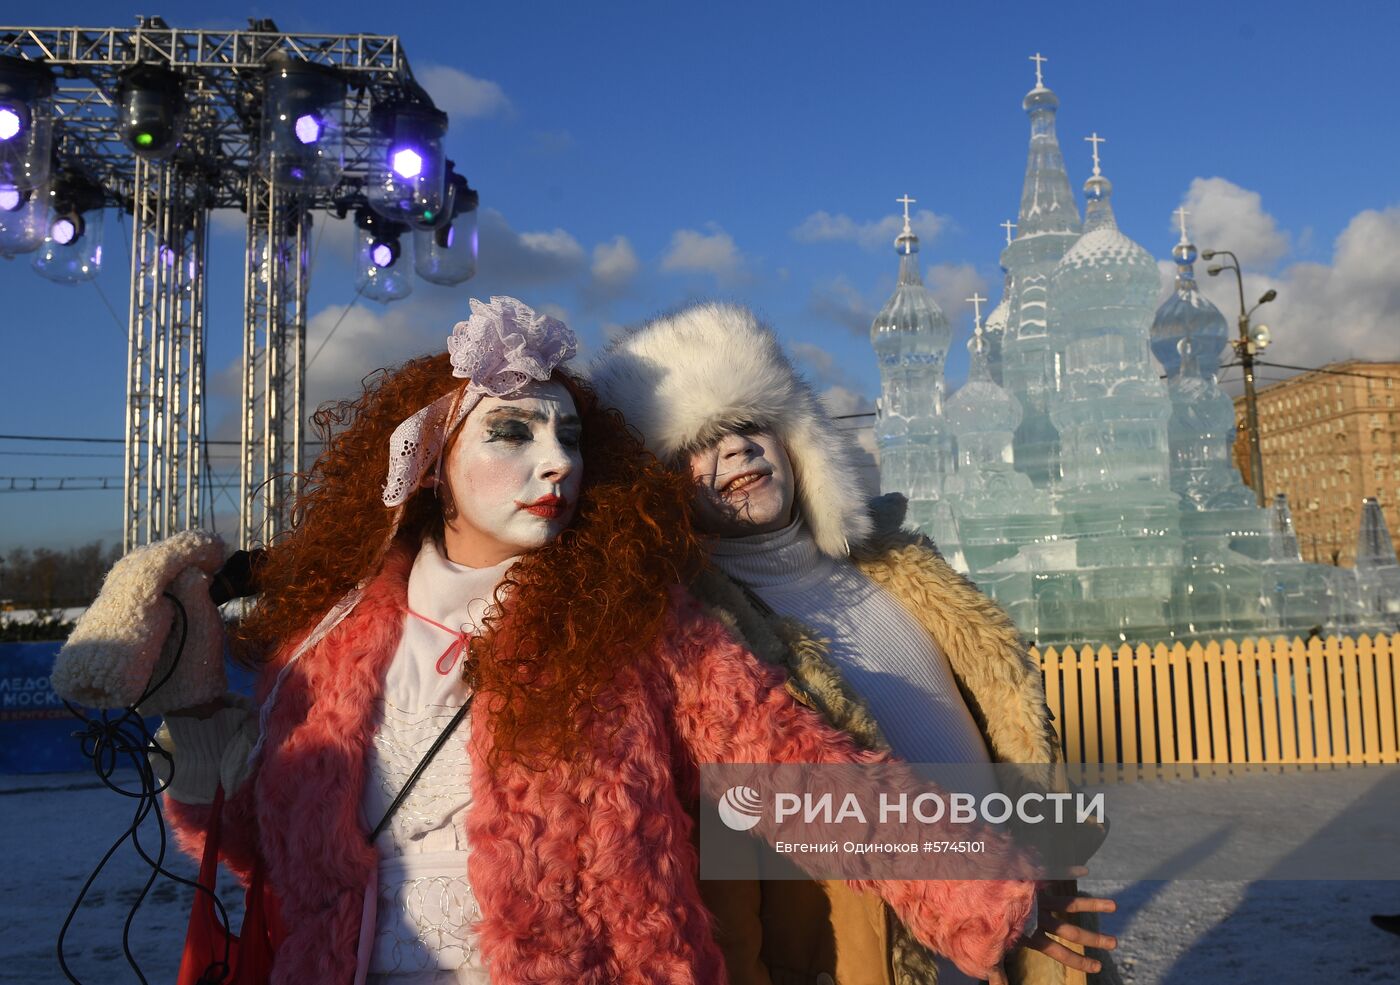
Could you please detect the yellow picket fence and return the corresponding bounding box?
[1031,634,1400,766]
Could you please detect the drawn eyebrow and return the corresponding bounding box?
[483,407,546,423]
[482,408,583,428]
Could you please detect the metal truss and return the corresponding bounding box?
[240,174,310,549]
[123,156,209,549]
[1,18,423,548]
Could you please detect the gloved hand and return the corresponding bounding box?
[52,530,230,715]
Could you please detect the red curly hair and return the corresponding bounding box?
[236,353,705,766]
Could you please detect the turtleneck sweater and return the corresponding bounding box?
[710,519,1002,985]
[708,518,995,772]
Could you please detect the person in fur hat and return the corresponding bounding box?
[589,301,1119,985]
[54,297,1082,985]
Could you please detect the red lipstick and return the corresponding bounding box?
[518,494,567,519]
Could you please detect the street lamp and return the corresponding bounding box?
[1203,247,1275,507]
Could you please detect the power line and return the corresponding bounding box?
[0,433,324,447]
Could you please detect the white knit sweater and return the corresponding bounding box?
[708,518,994,769]
[709,519,1002,984]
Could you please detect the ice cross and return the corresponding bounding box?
[1085,132,1106,176]
[897,193,916,226]
[1029,52,1047,88]
[1000,219,1017,245]
[966,292,987,328]
[1174,206,1191,243]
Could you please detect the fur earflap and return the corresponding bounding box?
[587,302,873,557]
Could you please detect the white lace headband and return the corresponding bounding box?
[381,296,578,509]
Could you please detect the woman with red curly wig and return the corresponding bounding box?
[61,297,1054,985]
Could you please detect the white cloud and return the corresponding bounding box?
[591,235,639,287]
[416,65,513,120]
[1158,200,1400,390]
[819,385,880,496]
[660,224,744,280]
[807,276,876,336]
[302,296,457,412]
[792,209,948,252]
[1179,177,1289,267]
[925,263,989,333]
[1250,205,1400,372]
[791,341,842,387]
[476,208,587,286]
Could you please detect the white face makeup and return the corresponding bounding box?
[437,380,583,567]
[687,424,796,538]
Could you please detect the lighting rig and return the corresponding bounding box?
[0,17,480,550]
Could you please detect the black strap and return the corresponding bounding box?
[367,694,474,845]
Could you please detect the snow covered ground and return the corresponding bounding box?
[5,770,1399,984]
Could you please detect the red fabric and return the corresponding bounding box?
[165,544,1035,983]
[177,785,284,985]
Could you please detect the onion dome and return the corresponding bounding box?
[1151,212,1230,379]
[1052,137,1159,304]
[946,326,1021,435]
[870,198,951,359]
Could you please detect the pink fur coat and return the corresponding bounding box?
[166,545,1034,983]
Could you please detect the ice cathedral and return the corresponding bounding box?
[870,57,1400,644]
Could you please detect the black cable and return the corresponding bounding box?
[56,591,235,984]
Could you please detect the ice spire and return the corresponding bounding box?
[998,55,1083,487]
[1015,54,1081,239]
[1151,208,1230,381]
[871,193,953,501]
[1151,209,1252,515]
[1354,497,1400,629]
[1357,497,1400,569]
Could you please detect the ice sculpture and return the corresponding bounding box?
[1355,497,1400,629]
[870,195,963,561]
[867,58,1385,644]
[999,56,1081,487]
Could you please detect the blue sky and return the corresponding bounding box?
[4,0,1399,550]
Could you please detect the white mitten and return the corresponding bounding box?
[52,530,229,714]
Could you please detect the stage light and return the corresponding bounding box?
[367,95,447,228]
[50,213,80,244]
[0,182,44,257]
[33,170,105,284]
[117,65,187,161]
[370,240,398,268]
[391,147,424,179]
[259,53,346,189]
[0,56,56,191]
[414,163,478,286]
[354,205,412,302]
[294,113,322,144]
[0,107,21,141]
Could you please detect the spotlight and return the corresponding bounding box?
[368,94,447,228]
[259,54,346,188]
[0,106,21,141]
[414,163,478,286]
[293,112,323,145]
[50,213,80,244]
[0,56,56,191]
[391,147,424,180]
[370,239,399,268]
[117,65,187,161]
[0,182,44,257]
[33,170,105,284]
[353,205,412,302]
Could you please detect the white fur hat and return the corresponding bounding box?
[587,302,872,557]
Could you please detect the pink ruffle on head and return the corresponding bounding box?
[382,297,578,509]
[448,295,577,392]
